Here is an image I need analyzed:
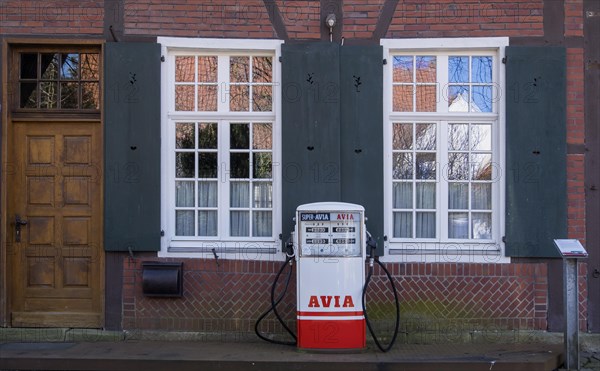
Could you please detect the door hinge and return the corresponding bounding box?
[502,57,507,64]
[161,55,165,62]
[502,236,506,243]
[279,56,282,63]
[160,230,165,237]
[383,59,387,65]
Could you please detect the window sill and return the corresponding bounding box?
[383,241,510,263]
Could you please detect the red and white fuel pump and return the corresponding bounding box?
[294,202,366,350]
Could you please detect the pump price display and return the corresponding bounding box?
[300,211,361,257]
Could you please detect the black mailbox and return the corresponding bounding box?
[142,262,183,297]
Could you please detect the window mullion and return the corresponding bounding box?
[439,120,449,241]
[437,55,449,114]
[221,120,231,238]
[217,55,229,113]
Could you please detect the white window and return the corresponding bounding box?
[159,38,283,257]
[381,38,509,262]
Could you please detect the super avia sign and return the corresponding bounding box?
[307,295,355,308]
[301,213,330,221]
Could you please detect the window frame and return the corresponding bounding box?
[381,37,510,263]
[158,37,284,259]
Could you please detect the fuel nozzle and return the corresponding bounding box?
[366,233,377,268]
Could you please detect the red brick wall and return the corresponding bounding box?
[0,1,103,35]
[343,0,384,39]
[386,0,544,38]
[565,0,584,37]
[123,258,555,337]
[276,0,321,39]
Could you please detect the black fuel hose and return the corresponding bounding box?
[254,255,297,346]
[362,246,400,352]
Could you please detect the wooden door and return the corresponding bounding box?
[8,121,103,327]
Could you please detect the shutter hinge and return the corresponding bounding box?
[279,56,282,63]
[383,235,388,241]
[502,236,506,243]
[161,55,165,62]
[383,59,387,65]
[502,57,507,64]
[160,230,165,237]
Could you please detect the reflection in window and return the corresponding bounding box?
[392,56,437,112]
[448,56,493,112]
[19,52,100,110]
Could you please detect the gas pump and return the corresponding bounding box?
[255,202,399,352]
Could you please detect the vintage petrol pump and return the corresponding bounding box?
[294,202,366,350]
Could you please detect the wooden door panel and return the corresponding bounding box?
[9,122,103,328]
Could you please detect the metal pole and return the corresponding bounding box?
[563,258,579,370]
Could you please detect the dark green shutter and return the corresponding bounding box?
[104,42,161,252]
[281,43,341,245]
[505,46,566,257]
[340,46,384,255]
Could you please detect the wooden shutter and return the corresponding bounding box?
[104,42,161,252]
[505,46,567,257]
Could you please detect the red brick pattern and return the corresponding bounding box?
[124,0,277,38]
[386,1,544,38]
[343,0,385,39]
[0,0,103,35]
[123,259,558,336]
[567,49,585,145]
[276,0,321,39]
[565,0,583,37]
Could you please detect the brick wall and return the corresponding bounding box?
[0,1,103,35]
[565,0,584,37]
[386,0,543,38]
[276,0,321,39]
[123,258,559,339]
[342,0,384,39]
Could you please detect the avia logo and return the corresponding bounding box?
[336,213,354,220]
[307,295,355,308]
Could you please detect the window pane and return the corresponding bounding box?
[231,153,250,178]
[198,211,218,236]
[230,85,249,111]
[198,123,218,149]
[198,153,218,178]
[176,152,195,178]
[448,212,468,238]
[472,86,492,112]
[449,56,468,83]
[253,152,272,179]
[415,123,436,150]
[231,211,249,236]
[253,182,273,208]
[449,183,468,210]
[416,212,435,238]
[60,53,79,79]
[471,124,492,151]
[416,153,436,180]
[198,85,217,111]
[39,82,58,109]
[81,82,99,109]
[447,153,469,180]
[176,123,195,149]
[176,210,194,236]
[253,123,272,149]
[393,56,413,83]
[80,53,100,80]
[393,85,413,112]
[472,56,492,83]
[253,211,272,237]
[252,85,272,112]
[21,53,38,79]
[393,182,412,209]
[392,153,413,180]
[41,53,59,80]
[416,85,436,112]
[472,212,492,239]
[393,123,413,150]
[198,56,217,82]
[230,56,249,83]
[20,82,37,108]
[472,183,492,210]
[253,56,272,83]
[231,182,249,208]
[60,82,79,108]
[448,85,469,112]
[448,124,469,151]
[416,56,436,83]
[471,154,492,180]
[198,181,218,207]
[230,124,250,149]
[176,181,195,207]
[416,182,435,209]
[393,212,412,238]
[175,56,195,82]
[175,85,195,111]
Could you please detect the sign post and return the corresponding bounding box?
[553,239,588,370]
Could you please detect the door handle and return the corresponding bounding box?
[15,214,28,243]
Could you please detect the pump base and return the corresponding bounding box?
[297,318,366,350]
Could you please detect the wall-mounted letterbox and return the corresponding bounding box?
[142,262,183,297]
